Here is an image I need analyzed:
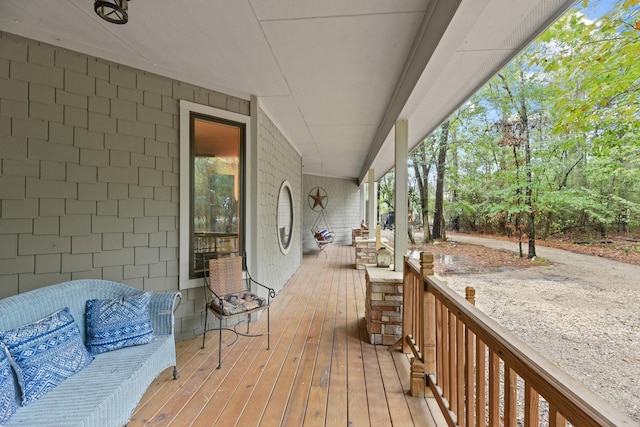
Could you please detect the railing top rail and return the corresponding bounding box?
[403,255,638,427]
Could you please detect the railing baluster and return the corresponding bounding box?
[549,406,567,427]
[441,302,450,401]
[465,327,475,427]
[436,299,443,390]
[488,350,500,427]
[457,316,465,426]
[476,339,487,427]
[524,382,540,427]
[448,310,456,409]
[504,366,517,427]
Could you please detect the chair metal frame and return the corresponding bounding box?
[201,251,275,369]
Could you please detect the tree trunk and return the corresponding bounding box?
[408,199,415,244]
[513,145,524,258]
[450,145,460,232]
[499,68,536,259]
[518,68,536,259]
[432,121,450,239]
[525,138,536,258]
[411,142,433,242]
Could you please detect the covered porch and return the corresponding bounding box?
[132,240,637,426]
[130,244,446,426]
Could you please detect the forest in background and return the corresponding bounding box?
[378,0,640,258]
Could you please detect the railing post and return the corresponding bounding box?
[465,286,476,305]
[402,255,412,354]
[410,358,426,398]
[421,252,436,397]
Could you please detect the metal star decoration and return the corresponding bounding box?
[308,187,327,211]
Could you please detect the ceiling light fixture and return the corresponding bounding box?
[94,0,129,24]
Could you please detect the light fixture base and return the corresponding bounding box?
[94,0,129,24]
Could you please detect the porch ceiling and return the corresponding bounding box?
[0,0,574,183]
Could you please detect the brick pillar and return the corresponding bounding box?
[365,265,403,345]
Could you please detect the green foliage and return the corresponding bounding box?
[372,1,640,240]
[411,0,640,238]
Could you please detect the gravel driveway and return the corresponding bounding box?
[441,234,640,422]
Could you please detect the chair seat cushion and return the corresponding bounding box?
[210,292,267,316]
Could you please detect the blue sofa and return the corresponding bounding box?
[0,280,181,427]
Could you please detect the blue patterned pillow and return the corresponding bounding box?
[85,292,155,355]
[0,345,18,424]
[0,308,93,406]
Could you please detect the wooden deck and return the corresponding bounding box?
[129,244,447,426]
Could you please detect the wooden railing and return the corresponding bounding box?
[402,252,637,427]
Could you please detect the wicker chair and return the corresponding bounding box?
[202,252,275,369]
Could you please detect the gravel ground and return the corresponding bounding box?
[439,234,640,423]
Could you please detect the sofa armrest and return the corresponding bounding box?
[149,291,181,336]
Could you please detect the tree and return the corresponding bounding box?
[432,120,450,239]
[404,0,640,243]
[496,61,538,258]
[410,137,437,241]
[535,0,640,234]
[378,171,395,215]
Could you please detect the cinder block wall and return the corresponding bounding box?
[0,31,301,340]
[303,175,361,251]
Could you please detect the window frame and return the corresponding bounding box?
[179,101,252,290]
[277,180,294,254]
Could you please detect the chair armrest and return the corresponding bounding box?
[250,278,276,299]
[149,291,181,336]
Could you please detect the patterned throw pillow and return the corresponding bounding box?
[0,308,93,406]
[85,292,155,355]
[0,345,18,424]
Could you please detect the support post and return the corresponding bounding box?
[421,252,436,397]
[465,286,476,305]
[359,184,366,224]
[410,358,426,397]
[367,169,376,233]
[401,255,412,354]
[394,120,408,271]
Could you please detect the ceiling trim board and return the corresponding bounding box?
[357,0,463,185]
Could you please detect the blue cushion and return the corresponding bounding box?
[85,292,155,355]
[0,308,93,406]
[319,229,332,239]
[0,345,18,423]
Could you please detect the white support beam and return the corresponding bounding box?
[367,169,377,231]
[360,184,366,224]
[359,0,463,183]
[394,120,408,271]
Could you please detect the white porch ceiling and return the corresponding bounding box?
[0,0,575,183]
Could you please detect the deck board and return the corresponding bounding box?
[131,244,446,426]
